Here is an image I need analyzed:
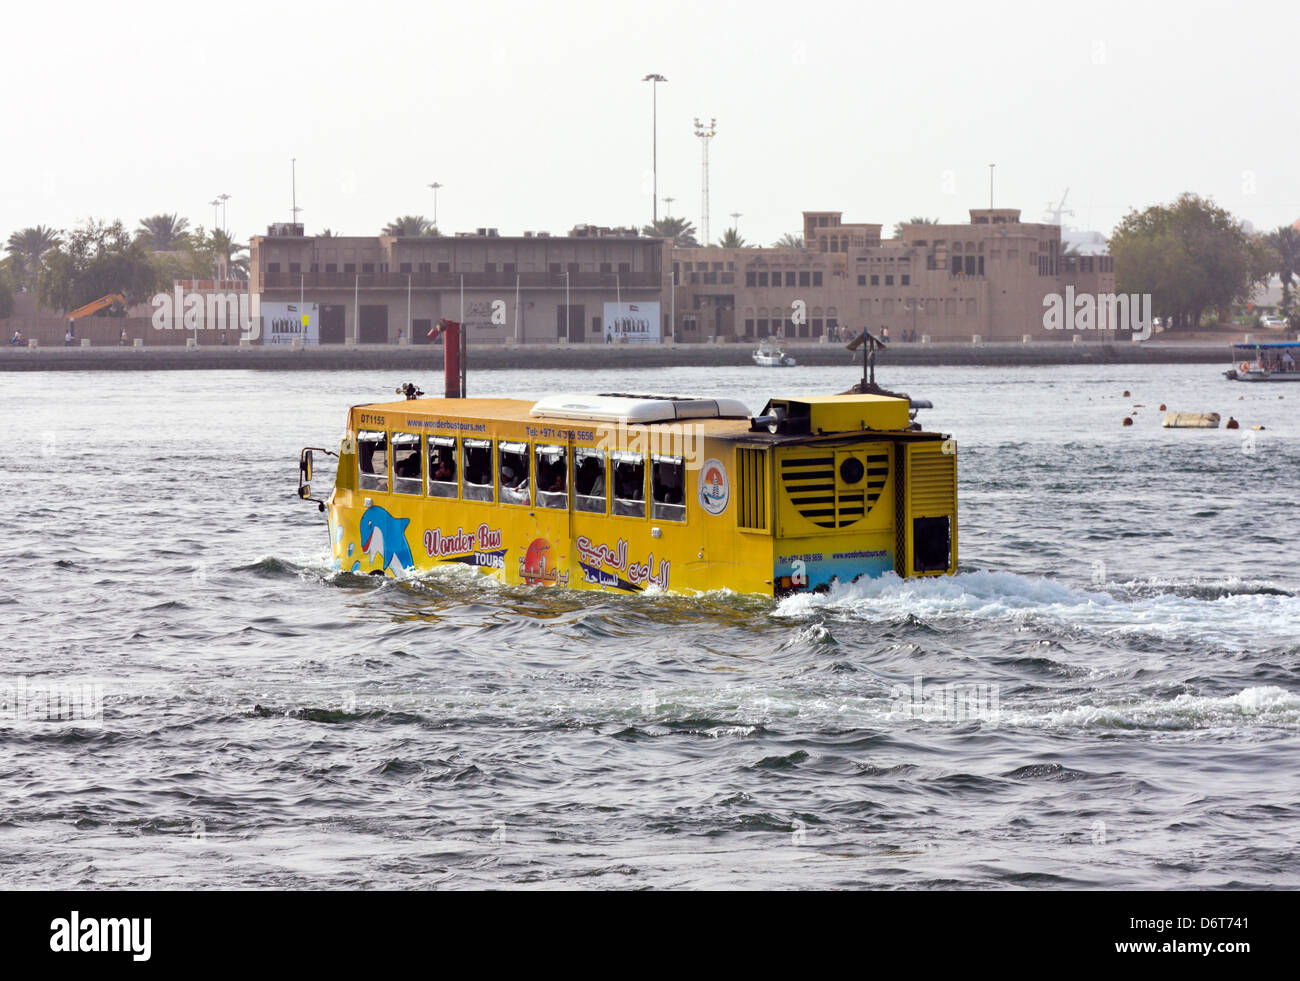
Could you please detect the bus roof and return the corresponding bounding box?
[1232,342,1300,349]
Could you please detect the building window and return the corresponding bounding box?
[427,436,458,498]
[813,272,823,286]
[462,439,493,502]
[858,275,867,286]
[600,262,612,273]
[343,263,356,273]
[362,263,375,274]
[357,430,388,492]
[758,271,768,287]
[785,271,795,287]
[799,271,810,286]
[498,441,531,506]
[535,445,568,509]
[574,449,606,514]
[746,271,756,286]
[651,455,686,522]
[611,453,646,517]
[325,263,338,274]
[885,275,894,286]
[399,263,412,274]
[419,262,432,273]
[744,319,755,337]
[267,262,280,273]
[391,433,422,495]
[901,274,910,285]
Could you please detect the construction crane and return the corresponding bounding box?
[67,293,127,323]
[1044,188,1074,225]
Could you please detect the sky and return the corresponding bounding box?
[5,0,1298,248]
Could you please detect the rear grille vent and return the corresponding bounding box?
[781,452,889,528]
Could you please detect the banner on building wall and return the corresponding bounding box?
[262,301,319,345]
[601,302,661,344]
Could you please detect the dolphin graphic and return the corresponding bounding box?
[358,505,415,574]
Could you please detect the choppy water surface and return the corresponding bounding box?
[2,362,1298,889]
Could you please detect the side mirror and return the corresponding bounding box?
[298,449,313,499]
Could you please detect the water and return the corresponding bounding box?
[2,363,1298,889]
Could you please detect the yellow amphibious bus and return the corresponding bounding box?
[297,390,957,597]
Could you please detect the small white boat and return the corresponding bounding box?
[752,337,795,367]
[1224,342,1300,382]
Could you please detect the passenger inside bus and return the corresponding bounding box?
[576,456,604,498]
[653,460,683,504]
[431,452,455,483]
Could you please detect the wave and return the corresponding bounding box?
[773,569,1300,649]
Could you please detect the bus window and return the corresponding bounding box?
[499,441,531,505]
[357,430,388,492]
[611,452,645,517]
[652,454,686,522]
[574,449,606,514]
[463,439,493,501]
[427,436,458,498]
[535,445,567,509]
[392,433,422,495]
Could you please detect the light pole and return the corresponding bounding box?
[210,198,220,230]
[218,193,230,233]
[642,74,667,226]
[694,118,716,246]
[988,163,995,209]
[428,182,443,228]
[564,269,570,343]
[730,212,742,234]
[663,196,675,217]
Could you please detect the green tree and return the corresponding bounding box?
[136,214,192,251]
[892,217,939,239]
[200,228,250,280]
[641,217,699,247]
[6,225,62,290]
[772,233,804,248]
[717,228,748,248]
[38,219,166,312]
[1264,225,1300,324]
[383,215,438,236]
[0,269,13,319]
[1109,193,1272,331]
[317,228,335,238]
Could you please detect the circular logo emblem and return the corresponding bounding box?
[698,458,730,515]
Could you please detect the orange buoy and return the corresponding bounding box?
[1225,417,1239,429]
[1122,417,1133,426]
[1158,403,1166,411]
[1122,390,1131,397]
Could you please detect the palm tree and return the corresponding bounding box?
[206,229,250,280]
[136,214,192,251]
[717,228,748,248]
[772,233,804,248]
[892,216,939,239]
[317,228,335,238]
[383,215,438,237]
[6,225,62,290]
[641,217,699,247]
[1265,225,1300,323]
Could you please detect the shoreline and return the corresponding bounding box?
[0,340,1237,371]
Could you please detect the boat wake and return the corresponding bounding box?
[774,569,1300,650]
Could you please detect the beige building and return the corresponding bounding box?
[250,224,670,344]
[249,207,1116,345]
[674,208,1116,342]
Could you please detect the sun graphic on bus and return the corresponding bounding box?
[522,537,554,584]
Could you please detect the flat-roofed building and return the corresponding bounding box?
[250,225,670,344]
[674,208,1117,342]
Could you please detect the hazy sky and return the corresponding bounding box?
[6,0,1298,247]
